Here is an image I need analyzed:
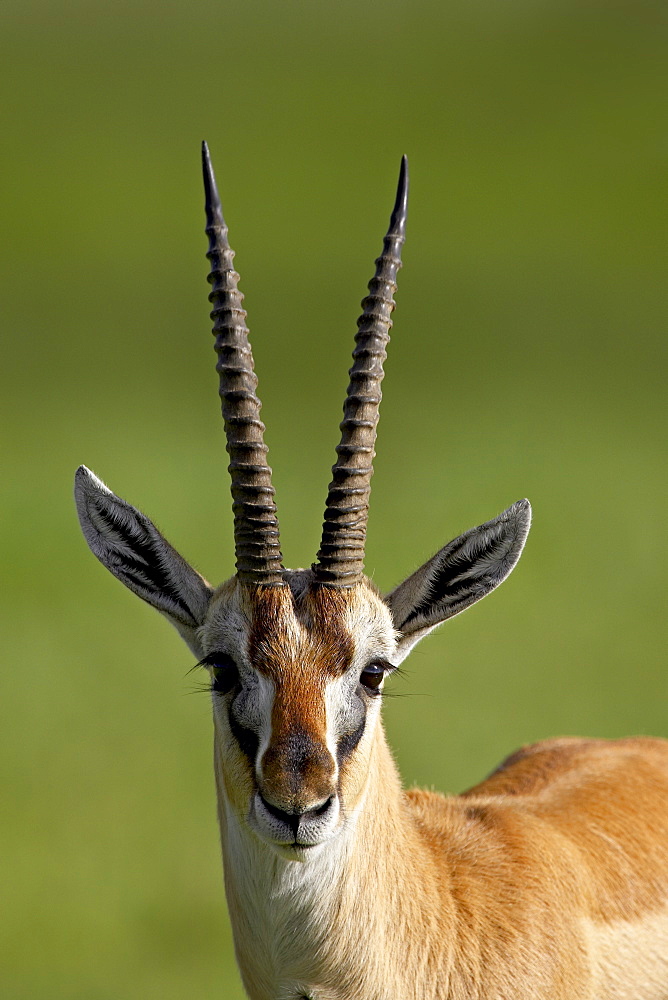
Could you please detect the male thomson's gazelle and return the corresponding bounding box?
[75,145,668,1000]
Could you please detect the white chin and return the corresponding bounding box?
[273,842,327,862]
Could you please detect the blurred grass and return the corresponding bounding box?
[1,0,666,996]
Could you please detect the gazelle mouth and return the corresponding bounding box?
[250,791,341,850]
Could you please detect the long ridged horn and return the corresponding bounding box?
[202,142,284,586]
[313,156,408,586]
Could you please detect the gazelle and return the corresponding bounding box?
[75,144,668,1000]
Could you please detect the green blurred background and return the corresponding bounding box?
[2,0,666,996]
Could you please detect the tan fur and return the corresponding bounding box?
[204,579,668,1000]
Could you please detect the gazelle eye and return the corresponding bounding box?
[207,653,239,695]
[360,661,386,693]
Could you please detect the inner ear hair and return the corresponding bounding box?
[386,500,531,639]
[74,465,213,637]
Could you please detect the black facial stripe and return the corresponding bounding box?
[229,701,260,764]
[337,696,366,766]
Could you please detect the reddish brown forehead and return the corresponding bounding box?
[248,584,354,683]
[247,586,355,808]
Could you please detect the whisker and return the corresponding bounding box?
[184,681,214,696]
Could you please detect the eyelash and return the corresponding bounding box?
[200,652,240,696]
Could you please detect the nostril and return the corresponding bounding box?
[310,795,334,818]
[259,794,294,826]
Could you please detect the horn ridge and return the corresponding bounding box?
[202,141,284,586]
[314,157,408,586]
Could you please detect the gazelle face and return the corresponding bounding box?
[202,572,396,857]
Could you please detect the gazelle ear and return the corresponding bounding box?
[386,500,531,662]
[74,466,213,655]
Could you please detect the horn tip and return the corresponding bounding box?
[388,154,409,238]
[202,140,224,227]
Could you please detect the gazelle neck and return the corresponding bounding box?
[214,721,448,1000]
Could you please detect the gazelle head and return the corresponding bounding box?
[75,145,530,858]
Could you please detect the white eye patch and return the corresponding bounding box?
[251,674,275,780]
[324,669,374,773]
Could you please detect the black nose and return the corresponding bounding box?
[259,793,335,837]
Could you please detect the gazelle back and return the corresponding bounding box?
[75,145,668,1000]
